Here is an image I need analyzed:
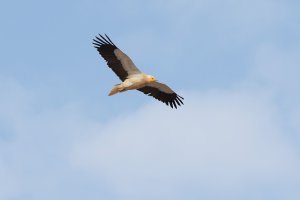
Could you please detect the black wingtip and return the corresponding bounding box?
[93,34,117,48]
[105,34,117,46]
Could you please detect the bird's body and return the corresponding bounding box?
[108,73,155,96]
[93,34,184,108]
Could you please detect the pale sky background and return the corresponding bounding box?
[1,0,300,199]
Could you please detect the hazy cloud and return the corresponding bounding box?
[71,89,300,200]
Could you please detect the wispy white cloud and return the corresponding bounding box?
[246,44,300,141]
[2,60,300,199]
[71,89,300,200]
[0,78,104,200]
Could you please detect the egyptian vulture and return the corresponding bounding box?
[93,34,184,108]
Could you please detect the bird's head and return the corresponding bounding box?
[146,75,157,82]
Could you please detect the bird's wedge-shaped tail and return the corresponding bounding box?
[108,84,124,96]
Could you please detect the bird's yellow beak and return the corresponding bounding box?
[146,75,157,82]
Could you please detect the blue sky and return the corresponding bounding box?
[1,0,300,199]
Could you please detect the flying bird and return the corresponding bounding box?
[92,34,184,108]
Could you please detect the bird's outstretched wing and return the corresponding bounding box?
[93,34,141,81]
[138,82,184,109]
